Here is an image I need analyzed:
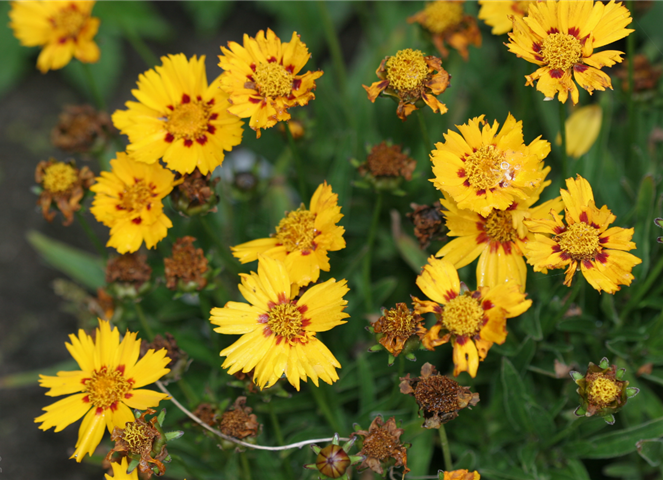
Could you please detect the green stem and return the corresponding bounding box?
[543,417,585,448]
[199,215,241,277]
[123,25,159,68]
[177,376,199,407]
[81,63,105,111]
[438,424,453,471]
[285,121,307,201]
[268,401,294,478]
[133,301,154,340]
[75,211,107,259]
[310,385,342,433]
[622,252,663,320]
[552,278,582,326]
[362,192,383,313]
[559,100,569,180]
[417,109,433,154]
[240,452,252,480]
[318,1,347,93]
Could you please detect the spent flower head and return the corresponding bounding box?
[170,169,220,217]
[354,142,417,194]
[353,416,410,476]
[164,236,210,293]
[369,303,427,363]
[35,158,94,226]
[51,104,115,154]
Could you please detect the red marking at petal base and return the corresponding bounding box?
[267,301,276,309]
[209,113,218,120]
[579,211,589,223]
[476,232,489,244]
[532,42,541,53]
[110,401,118,412]
[534,55,543,62]
[292,78,302,91]
[207,98,215,106]
[548,27,559,34]
[82,395,90,403]
[560,252,571,261]
[277,293,288,304]
[507,202,518,211]
[502,242,513,255]
[275,336,283,346]
[301,318,311,328]
[115,205,125,211]
[196,95,202,101]
[481,316,489,326]
[582,259,593,269]
[184,139,193,147]
[167,105,174,111]
[568,26,580,37]
[553,226,565,234]
[286,65,295,74]
[599,236,608,244]
[301,250,311,256]
[250,63,256,72]
[457,168,466,178]
[552,244,561,253]
[249,97,261,104]
[591,222,600,229]
[116,365,125,374]
[596,251,609,264]
[268,56,277,63]
[549,69,564,79]
[95,407,104,415]
[464,180,471,187]
[196,135,208,145]
[125,393,133,399]
[476,189,486,196]
[574,64,588,73]
[455,335,468,346]
[258,314,269,323]
[482,299,494,310]
[207,125,216,134]
[263,326,273,337]
[132,217,142,225]
[181,94,191,104]
[489,241,500,253]
[472,291,482,299]
[444,290,458,302]
[165,133,174,143]
[298,305,308,314]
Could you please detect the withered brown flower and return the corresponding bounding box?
[615,54,662,93]
[372,303,427,357]
[219,397,260,440]
[407,201,446,249]
[363,48,450,121]
[361,142,416,181]
[193,403,218,427]
[400,363,479,428]
[408,1,482,60]
[35,158,94,226]
[51,104,115,154]
[105,253,152,298]
[107,408,169,478]
[141,333,184,368]
[170,168,219,216]
[353,416,409,476]
[164,236,209,291]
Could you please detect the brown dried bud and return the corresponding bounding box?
[353,416,409,476]
[164,236,209,291]
[361,142,416,180]
[51,104,115,154]
[192,403,218,427]
[170,169,219,216]
[105,253,152,299]
[316,444,351,478]
[141,333,183,368]
[35,158,95,226]
[400,362,479,428]
[218,397,260,440]
[407,201,446,249]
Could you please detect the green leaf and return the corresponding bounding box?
[566,459,591,480]
[407,428,434,476]
[637,438,663,467]
[602,462,640,478]
[27,230,105,290]
[556,317,597,333]
[391,210,428,274]
[563,417,663,459]
[500,357,533,434]
[0,2,32,99]
[93,2,170,40]
[632,174,654,278]
[182,2,234,38]
[372,276,398,308]
[480,467,534,480]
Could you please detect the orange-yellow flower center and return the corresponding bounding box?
[166,100,211,140]
[421,1,464,34]
[83,367,132,410]
[267,303,304,340]
[380,304,417,336]
[254,62,293,98]
[588,377,620,406]
[541,33,583,71]
[42,162,78,193]
[484,210,517,243]
[52,5,88,38]
[465,145,508,191]
[556,220,599,260]
[442,294,484,337]
[119,179,154,213]
[122,422,153,454]
[275,207,317,252]
[386,49,429,92]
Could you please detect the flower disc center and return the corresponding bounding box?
[275,207,317,252]
[361,428,394,461]
[381,303,417,336]
[413,375,461,413]
[442,294,484,337]
[42,162,77,193]
[119,180,154,213]
[267,303,304,340]
[421,2,463,34]
[541,33,582,72]
[122,423,153,455]
[465,145,507,191]
[484,210,517,243]
[83,367,132,410]
[588,377,620,406]
[54,6,87,38]
[166,101,210,140]
[556,220,599,260]
[254,62,293,98]
[386,49,429,93]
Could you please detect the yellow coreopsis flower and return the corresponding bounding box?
[437,181,563,290]
[9,0,100,73]
[478,1,536,35]
[231,181,345,288]
[408,1,482,60]
[210,255,349,391]
[430,114,551,216]
[105,458,139,480]
[506,0,634,104]
[90,152,176,254]
[112,54,244,175]
[442,470,481,480]
[556,104,603,158]
[363,49,451,121]
[413,257,532,378]
[525,175,641,294]
[218,29,323,138]
[35,319,170,462]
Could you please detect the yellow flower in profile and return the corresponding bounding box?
[218,29,323,138]
[408,1,482,60]
[105,458,139,480]
[556,104,603,158]
[525,175,641,294]
[231,181,345,287]
[507,0,634,104]
[413,257,532,378]
[112,54,243,175]
[478,1,536,35]
[437,181,563,290]
[210,255,349,391]
[9,0,100,73]
[442,470,481,480]
[430,114,551,216]
[35,319,170,462]
[363,49,451,121]
[90,152,176,254]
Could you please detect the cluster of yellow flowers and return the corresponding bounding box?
[15,0,645,478]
